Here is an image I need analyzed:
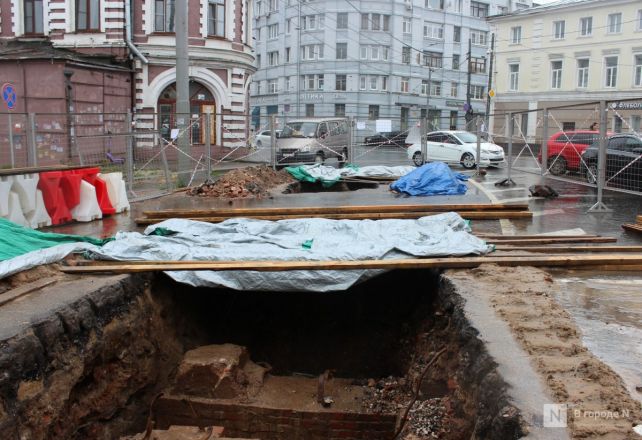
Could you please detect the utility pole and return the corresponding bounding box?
[296,0,301,117]
[485,33,495,136]
[175,0,190,182]
[426,67,433,131]
[465,38,473,130]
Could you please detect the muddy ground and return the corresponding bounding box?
[447,265,642,439]
[187,166,294,199]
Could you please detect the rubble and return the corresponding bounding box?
[187,166,294,199]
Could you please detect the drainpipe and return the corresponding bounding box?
[125,0,149,64]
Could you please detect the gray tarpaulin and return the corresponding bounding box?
[87,213,491,292]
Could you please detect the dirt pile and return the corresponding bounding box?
[187,166,294,199]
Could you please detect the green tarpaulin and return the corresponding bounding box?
[0,219,109,261]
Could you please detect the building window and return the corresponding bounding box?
[382,47,390,61]
[451,82,458,97]
[635,55,642,87]
[359,13,390,31]
[608,13,622,34]
[638,10,642,31]
[421,80,429,95]
[335,104,346,117]
[336,75,347,91]
[580,17,592,36]
[267,23,278,39]
[470,1,488,18]
[336,43,347,60]
[302,14,325,31]
[24,0,44,34]
[360,46,368,59]
[577,59,589,88]
[401,77,409,93]
[497,5,507,14]
[361,13,368,30]
[256,54,260,68]
[77,0,100,31]
[605,56,618,88]
[306,104,314,117]
[268,0,277,12]
[402,46,410,64]
[371,46,379,60]
[360,76,367,90]
[423,51,443,68]
[453,0,462,13]
[430,81,441,96]
[452,54,460,70]
[453,26,461,43]
[551,60,562,89]
[470,57,486,73]
[553,20,565,39]
[368,105,379,120]
[403,18,412,34]
[286,18,291,34]
[301,44,324,60]
[285,47,291,63]
[268,79,278,94]
[509,64,519,91]
[286,76,292,91]
[425,0,444,9]
[302,74,324,90]
[423,22,444,39]
[268,51,279,66]
[470,30,487,46]
[381,76,388,91]
[510,26,521,44]
[470,85,485,100]
[155,0,174,32]
[369,76,378,90]
[337,12,348,29]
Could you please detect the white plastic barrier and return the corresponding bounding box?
[71,180,103,222]
[7,174,39,214]
[6,191,29,227]
[99,172,130,213]
[26,189,52,228]
[0,180,12,217]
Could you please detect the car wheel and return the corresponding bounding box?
[548,156,567,175]
[412,152,423,167]
[314,153,325,164]
[460,153,476,169]
[586,163,598,185]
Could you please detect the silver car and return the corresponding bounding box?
[276,118,350,166]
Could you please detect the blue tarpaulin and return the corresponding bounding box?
[390,162,468,196]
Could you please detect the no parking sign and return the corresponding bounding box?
[2,83,17,110]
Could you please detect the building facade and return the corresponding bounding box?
[489,0,642,141]
[0,0,255,161]
[250,0,532,133]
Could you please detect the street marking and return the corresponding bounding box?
[467,179,515,235]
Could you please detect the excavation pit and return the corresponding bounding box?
[0,269,523,440]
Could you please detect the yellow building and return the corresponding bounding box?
[488,0,642,141]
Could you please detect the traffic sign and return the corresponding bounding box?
[2,83,17,110]
[488,89,495,98]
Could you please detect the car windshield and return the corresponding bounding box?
[454,132,478,143]
[280,122,319,138]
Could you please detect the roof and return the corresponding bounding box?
[489,0,603,20]
[0,40,131,71]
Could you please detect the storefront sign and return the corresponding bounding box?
[611,102,642,110]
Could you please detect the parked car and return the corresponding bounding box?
[580,134,642,191]
[252,129,281,149]
[276,118,350,166]
[538,130,608,175]
[406,130,505,169]
[364,131,410,148]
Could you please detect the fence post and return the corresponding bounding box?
[420,118,427,165]
[541,108,549,175]
[588,101,611,212]
[27,113,37,167]
[496,112,516,186]
[270,115,276,170]
[475,116,482,173]
[8,113,15,168]
[348,116,354,165]
[126,111,135,195]
[204,111,212,179]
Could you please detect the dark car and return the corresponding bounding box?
[537,130,609,175]
[364,131,409,148]
[580,134,642,191]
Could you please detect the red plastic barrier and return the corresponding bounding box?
[73,167,116,215]
[37,171,72,225]
[60,171,83,209]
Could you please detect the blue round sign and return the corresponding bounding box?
[2,83,17,110]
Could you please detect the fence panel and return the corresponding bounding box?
[0,113,30,168]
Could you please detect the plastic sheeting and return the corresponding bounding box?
[87,213,492,292]
[390,162,468,196]
[0,242,100,279]
[286,164,415,187]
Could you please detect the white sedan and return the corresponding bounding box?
[407,130,505,168]
[252,129,281,149]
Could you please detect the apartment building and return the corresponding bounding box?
[489,0,642,140]
[0,0,255,151]
[251,0,532,132]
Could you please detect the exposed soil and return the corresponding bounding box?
[0,265,66,294]
[447,265,642,439]
[187,166,294,199]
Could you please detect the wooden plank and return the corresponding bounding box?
[0,278,58,307]
[493,245,642,253]
[141,203,530,219]
[487,237,616,245]
[59,254,642,274]
[561,265,642,272]
[622,223,642,233]
[478,234,601,240]
[637,215,642,224]
[135,211,533,225]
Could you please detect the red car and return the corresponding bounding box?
[538,131,608,175]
